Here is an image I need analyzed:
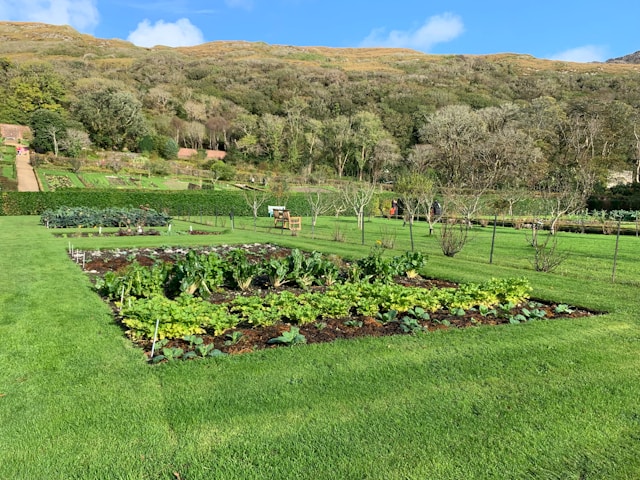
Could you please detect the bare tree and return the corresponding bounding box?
[45,124,62,156]
[406,144,437,174]
[540,112,600,234]
[206,116,231,150]
[60,129,91,158]
[420,104,543,226]
[183,121,206,150]
[242,189,269,231]
[340,182,377,230]
[540,166,596,235]
[184,99,207,122]
[395,172,439,249]
[416,181,443,236]
[306,190,332,239]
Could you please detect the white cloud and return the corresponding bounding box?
[360,13,464,51]
[127,18,204,47]
[0,0,99,31]
[550,45,607,63]
[225,0,254,10]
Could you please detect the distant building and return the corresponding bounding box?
[177,148,227,161]
[0,124,32,142]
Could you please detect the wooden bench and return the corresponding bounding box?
[273,209,290,228]
[288,216,302,235]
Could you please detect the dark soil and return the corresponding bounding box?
[78,244,596,360]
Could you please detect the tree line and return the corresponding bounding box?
[1,42,640,198]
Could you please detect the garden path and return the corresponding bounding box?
[7,140,39,192]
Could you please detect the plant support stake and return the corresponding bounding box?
[150,318,160,359]
[489,213,497,264]
[611,218,621,283]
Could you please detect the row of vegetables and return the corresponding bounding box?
[118,278,533,340]
[41,206,171,228]
[93,247,533,341]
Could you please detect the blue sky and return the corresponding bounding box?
[0,0,638,62]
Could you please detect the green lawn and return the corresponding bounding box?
[1,215,639,479]
[1,145,16,162]
[1,164,14,179]
[36,170,233,191]
[78,172,178,189]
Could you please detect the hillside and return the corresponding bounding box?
[1,21,640,190]
[1,21,639,75]
[607,50,640,64]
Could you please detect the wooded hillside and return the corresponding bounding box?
[1,21,640,192]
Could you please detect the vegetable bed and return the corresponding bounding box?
[80,244,594,362]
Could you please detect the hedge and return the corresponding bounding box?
[1,190,393,217]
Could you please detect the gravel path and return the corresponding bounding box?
[7,141,39,192]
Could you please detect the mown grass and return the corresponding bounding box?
[1,164,14,179]
[1,145,16,162]
[1,215,640,479]
[78,172,179,190]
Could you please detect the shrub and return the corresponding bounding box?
[438,220,469,257]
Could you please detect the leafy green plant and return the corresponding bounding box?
[397,316,425,334]
[433,318,451,327]
[167,251,225,297]
[478,305,497,317]
[267,326,307,346]
[183,334,204,349]
[289,250,341,288]
[96,261,169,300]
[498,301,517,313]
[224,249,261,291]
[224,331,244,346]
[376,309,398,324]
[307,251,341,286]
[554,304,574,314]
[521,307,546,319]
[230,295,280,326]
[158,346,184,362]
[193,343,226,358]
[344,319,363,328]
[40,206,171,228]
[264,257,290,288]
[392,251,427,278]
[346,262,363,282]
[121,294,239,340]
[357,245,395,283]
[356,294,383,317]
[405,306,430,321]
